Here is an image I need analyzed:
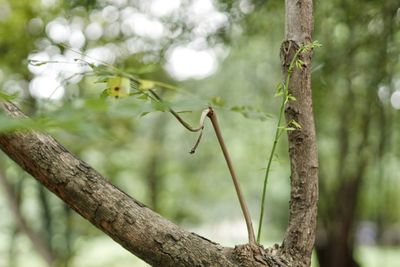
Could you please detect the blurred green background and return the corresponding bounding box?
[0,0,399,266]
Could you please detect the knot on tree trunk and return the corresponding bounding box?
[233,243,295,267]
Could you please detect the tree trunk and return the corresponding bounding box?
[145,115,167,212]
[280,1,319,266]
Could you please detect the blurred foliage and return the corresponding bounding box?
[0,0,399,267]
[311,0,400,265]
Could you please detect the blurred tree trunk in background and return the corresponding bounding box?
[145,115,167,212]
[314,1,398,266]
[0,169,56,266]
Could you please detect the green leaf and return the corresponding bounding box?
[289,120,302,129]
[100,89,110,99]
[137,93,149,100]
[139,112,150,117]
[0,91,18,101]
[312,40,322,48]
[151,100,170,112]
[153,81,179,91]
[299,40,322,54]
[95,76,111,83]
[230,105,272,121]
[285,127,296,131]
[0,115,59,133]
[170,98,208,111]
[139,79,156,90]
[84,98,109,111]
[295,59,305,69]
[211,96,225,107]
[275,82,284,97]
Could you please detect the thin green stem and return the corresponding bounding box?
[257,91,286,243]
[257,47,302,243]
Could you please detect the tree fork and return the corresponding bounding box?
[0,101,288,266]
[0,1,319,265]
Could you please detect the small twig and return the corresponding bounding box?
[145,89,256,244]
[190,108,210,153]
[207,108,257,245]
[149,89,204,132]
[190,130,204,154]
[148,89,209,153]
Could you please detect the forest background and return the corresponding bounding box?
[0,0,399,266]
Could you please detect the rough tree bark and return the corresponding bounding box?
[0,1,318,266]
[280,0,319,266]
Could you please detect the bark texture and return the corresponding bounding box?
[280,1,319,266]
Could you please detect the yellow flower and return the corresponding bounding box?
[107,76,130,98]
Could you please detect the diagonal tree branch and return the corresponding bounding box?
[0,101,237,267]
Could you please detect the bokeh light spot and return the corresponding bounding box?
[390,91,400,109]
